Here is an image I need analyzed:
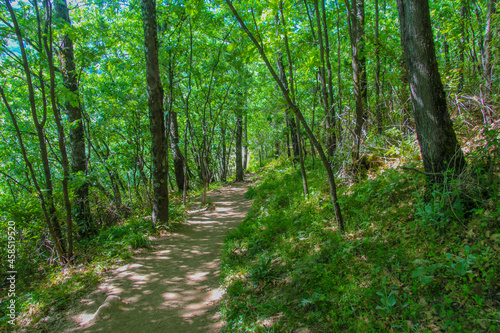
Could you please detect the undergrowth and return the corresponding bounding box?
[220,149,500,332]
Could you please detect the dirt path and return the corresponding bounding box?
[62,179,253,333]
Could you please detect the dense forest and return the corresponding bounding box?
[1,0,499,331]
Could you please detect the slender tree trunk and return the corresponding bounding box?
[235,112,244,181]
[170,111,186,192]
[484,0,497,95]
[275,40,298,162]
[336,1,343,145]
[458,2,467,92]
[243,113,248,169]
[183,18,193,206]
[375,0,383,134]
[221,117,227,182]
[141,0,169,227]
[397,0,466,184]
[41,0,74,261]
[54,0,94,238]
[321,0,337,156]
[313,0,333,158]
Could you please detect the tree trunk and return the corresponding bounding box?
[54,0,94,238]
[170,111,185,192]
[321,0,337,156]
[348,0,367,163]
[484,0,497,95]
[397,0,467,184]
[375,0,383,134]
[141,0,169,227]
[243,113,248,169]
[41,0,75,261]
[235,112,244,181]
[276,46,298,162]
[458,2,466,92]
[313,0,333,158]
[221,117,227,182]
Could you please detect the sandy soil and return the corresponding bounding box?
[56,179,253,333]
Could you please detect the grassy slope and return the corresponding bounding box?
[220,154,500,332]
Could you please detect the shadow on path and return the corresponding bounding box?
[66,180,253,333]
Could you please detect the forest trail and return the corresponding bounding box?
[60,177,254,333]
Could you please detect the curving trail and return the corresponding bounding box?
[63,179,253,333]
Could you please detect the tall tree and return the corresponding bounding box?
[375,0,383,134]
[483,0,497,95]
[397,0,466,184]
[41,0,75,261]
[347,0,367,163]
[141,0,169,226]
[235,107,244,182]
[54,0,94,237]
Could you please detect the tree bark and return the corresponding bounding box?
[243,113,248,169]
[170,111,186,192]
[375,0,383,134]
[458,2,467,92]
[348,0,367,163]
[235,112,244,182]
[141,0,169,227]
[221,117,228,182]
[484,0,497,95]
[54,0,94,238]
[41,0,75,261]
[397,0,467,184]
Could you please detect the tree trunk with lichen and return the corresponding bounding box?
[141,0,169,227]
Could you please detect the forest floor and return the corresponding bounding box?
[45,176,254,333]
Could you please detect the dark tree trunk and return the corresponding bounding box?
[320,0,337,156]
[313,0,333,158]
[110,172,122,208]
[54,0,94,238]
[221,117,227,182]
[348,0,367,162]
[484,0,497,95]
[170,111,185,192]
[41,0,75,261]
[276,48,299,161]
[397,0,466,184]
[458,2,466,92]
[235,112,244,181]
[375,0,383,134]
[243,113,248,169]
[141,0,169,227]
